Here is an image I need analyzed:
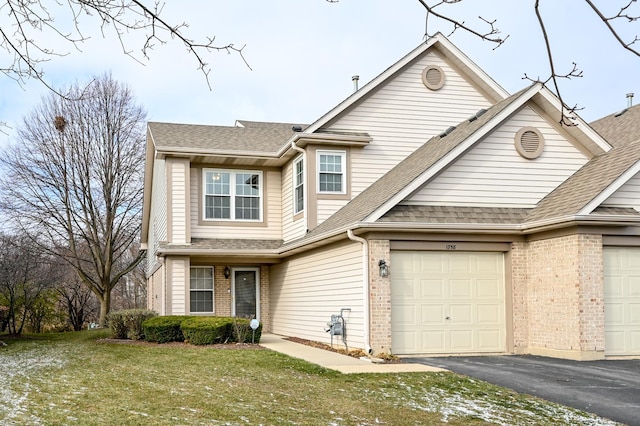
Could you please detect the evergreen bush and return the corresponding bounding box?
[143,316,191,343]
[180,316,231,345]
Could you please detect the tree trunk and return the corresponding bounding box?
[99,289,111,327]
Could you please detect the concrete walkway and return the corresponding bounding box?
[260,334,445,374]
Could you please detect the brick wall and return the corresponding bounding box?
[523,234,604,358]
[369,240,391,354]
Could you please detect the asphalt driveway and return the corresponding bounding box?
[405,355,640,425]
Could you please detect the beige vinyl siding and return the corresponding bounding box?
[603,171,640,209]
[282,159,306,242]
[146,157,167,274]
[189,168,283,239]
[168,256,189,315]
[317,199,350,225]
[270,240,365,349]
[168,158,189,244]
[408,106,590,207]
[328,50,494,199]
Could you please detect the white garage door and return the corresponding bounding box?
[603,247,640,356]
[391,251,505,355]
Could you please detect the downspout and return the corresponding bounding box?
[347,229,373,354]
[291,140,307,230]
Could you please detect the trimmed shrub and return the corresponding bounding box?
[231,317,262,344]
[106,311,127,339]
[181,316,231,345]
[107,309,157,340]
[143,316,192,343]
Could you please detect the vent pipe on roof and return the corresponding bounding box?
[627,93,634,108]
[352,75,360,93]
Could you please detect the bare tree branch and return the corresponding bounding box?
[0,0,250,95]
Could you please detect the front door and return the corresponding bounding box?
[232,268,260,320]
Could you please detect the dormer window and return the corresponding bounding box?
[317,150,346,194]
[204,169,262,221]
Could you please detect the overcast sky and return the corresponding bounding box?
[1,1,639,146]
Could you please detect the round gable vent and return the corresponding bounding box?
[422,65,445,90]
[515,127,544,159]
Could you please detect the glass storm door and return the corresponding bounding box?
[233,268,259,319]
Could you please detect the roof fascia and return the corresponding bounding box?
[364,84,543,223]
[578,159,640,215]
[534,87,612,155]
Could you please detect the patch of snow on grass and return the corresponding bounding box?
[0,343,70,424]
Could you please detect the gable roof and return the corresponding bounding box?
[147,121,303,154]
[303,33,510,134]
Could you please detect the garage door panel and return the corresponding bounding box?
[604,247,640,356]
[421,331,446,352]
[450,330,474,351]
[394,279,416,297]
[604,276,624,297]
[604,303,625,325]
[422,279,445,297]
[630,304,640,324]
[630,277,640,296]
[391,304,417,326]
[477,304,501,324]
[421,305,445,324]
[419,253,446,273]
[449,304,472,324]
[391,251,505,355]
[478,330,501,350]
[449,279,472,298]
[477,279,501,298]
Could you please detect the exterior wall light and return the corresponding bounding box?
[224,266,231,279]
[378,259,389,277]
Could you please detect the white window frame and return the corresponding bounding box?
[189,266,214,314]
[203,169,263,221]
[316,150,346,194]
[293,156,304,214]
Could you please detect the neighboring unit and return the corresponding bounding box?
[142,33,640,360]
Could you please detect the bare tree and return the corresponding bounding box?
[0,233,54,335]
[413,0,640,125]
[0,74,146,326]
[56,270,99,331]
[0,0,248,96]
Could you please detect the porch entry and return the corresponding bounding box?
[232,267,260,320]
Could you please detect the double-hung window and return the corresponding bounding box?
[293,156,304,214]
[318,150,345,194]
[190,267,214,313]
[204,169,262,221]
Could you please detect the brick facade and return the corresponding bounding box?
[523,234,604,359]
[368,240,392,354]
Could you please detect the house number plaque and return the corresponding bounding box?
[446,244,457,250]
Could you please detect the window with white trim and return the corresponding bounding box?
[203,169,262,221]
[293,156,304,214]
[317,150,345,194]
[190,267,214,313]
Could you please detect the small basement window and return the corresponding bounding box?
[422,65,445,91]
[515,127,544,159]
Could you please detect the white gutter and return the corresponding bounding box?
[291,140,307,231]
[347,229,372,355]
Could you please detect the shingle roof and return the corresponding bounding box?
[525,137,640,222]
[148,121,305,153]
[380,205,531,224]
[590,104,640,147]
[160,238,283,251]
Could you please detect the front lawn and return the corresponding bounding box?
[0,330,618,425]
